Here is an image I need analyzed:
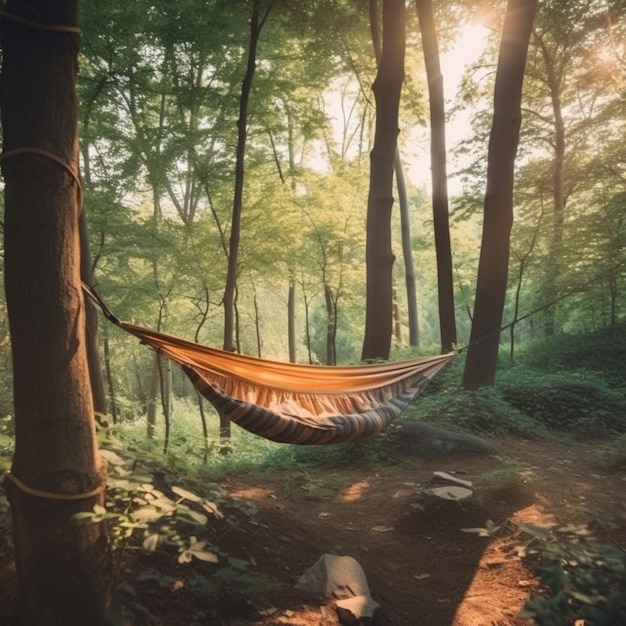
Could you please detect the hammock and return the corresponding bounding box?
[85,287,456,444]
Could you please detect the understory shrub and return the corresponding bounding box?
[499,373,626,437]
[515,324,626,389]
[519,524,626,626]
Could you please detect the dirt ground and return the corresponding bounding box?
[1,437,625,625]
[120,437,626,626]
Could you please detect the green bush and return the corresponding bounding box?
[591,435,626,471]
[515,324,626,389]
[499,373,626,437]
[519,524,626,626]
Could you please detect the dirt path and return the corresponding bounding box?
[4,438,624,625]
[212,438,626,625]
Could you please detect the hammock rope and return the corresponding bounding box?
[83,284,455,444]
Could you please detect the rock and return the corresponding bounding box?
[336,594,380,624]
[391,421,497,458]
[296,554,380,623]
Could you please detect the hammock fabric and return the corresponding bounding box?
[116,320,455,445]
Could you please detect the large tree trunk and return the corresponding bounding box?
[415,0,457,353]
[0,2,112,623]
[362,0,406,361]
[462,0,538,390]
[370,0,418,348]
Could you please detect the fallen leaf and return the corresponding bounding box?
[258,607,277,616]
[371,525,394,533]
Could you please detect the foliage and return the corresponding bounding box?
[404,325,626,440]
[73,441,271,618]
[499,374,626,437]
[405,378,552,440]
[519,524,626,626]
[0,417,14,471]
[513,325,626,387]
[107,396,413,476]
[590,435,626,472]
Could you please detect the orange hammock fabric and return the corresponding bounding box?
[118,321,456,445]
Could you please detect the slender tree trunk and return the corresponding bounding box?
[102,327,118,424]
[288,277,296,362]
[0,2,111,623]
[79,195,108,417]
[394,151,420,346]
[535,31,566,336]
[146,355,159,439]
[158,354,172,454]
[79,142,108,415]
[462,0,538,390]
[301,282,314,364]
[415,0,457,353]
[362,0,406,361]
[509,206,542,361]
[223,0,271,352]
[324,285,337,365]
[252,282,262,358]
[392,277,403,344]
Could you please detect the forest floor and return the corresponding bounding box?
[121,437,626,626]
[1,437,626,625]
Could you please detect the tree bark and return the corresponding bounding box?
[534,30,566,336]
[462,0,538,390]
[0,1,111,623]
[223,0,271,352]
[394,150,420,347]
[80,206,108,416]
[371,0,419,348]
[362,0,406,361]
[146,355,160,439]
[288,277,297,362]
[415,0,457,353]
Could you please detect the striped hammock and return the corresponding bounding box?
[117,321,455,445]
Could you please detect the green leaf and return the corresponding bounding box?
[177,537,219,564]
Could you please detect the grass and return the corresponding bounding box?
[405,325,626,443]
[98,324,626,476]
[103,395,410,477]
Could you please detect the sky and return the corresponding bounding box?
[407,24,490,195]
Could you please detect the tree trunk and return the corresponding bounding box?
[324,285,337,365]
[79,141,108,415]
[415,0,457,353]
[102,326,118,424]
[146,355,160,439]
[394,150,420,347]
[371,1,419,348]
[80,207,108,416]
[288,277,297,362]
[0,2,112,623]
[223,0,270,352]
[535,30,566,336]
[462,0,538,390]
[362,0,406,361]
